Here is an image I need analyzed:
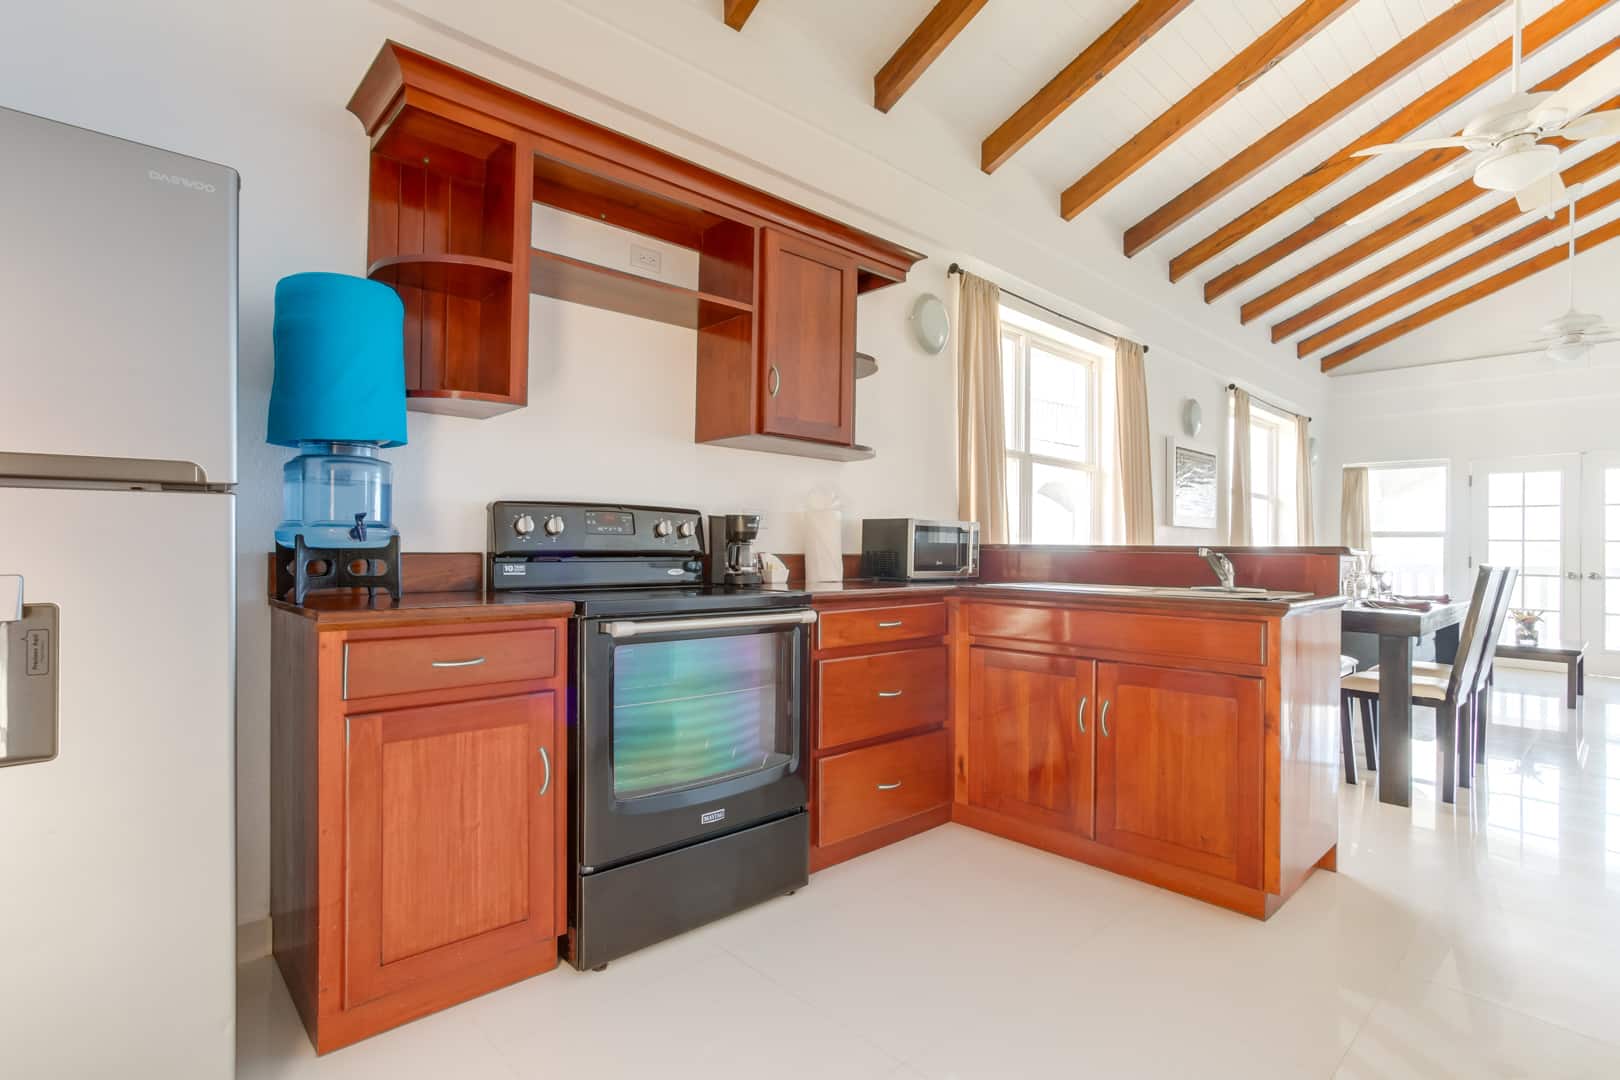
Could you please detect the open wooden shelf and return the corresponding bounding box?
[368,254,512,299]
[528,249,753,330]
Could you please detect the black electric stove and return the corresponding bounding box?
[488,501,812,971]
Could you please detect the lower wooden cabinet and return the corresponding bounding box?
[966,648,1094,838]
[271,612,568,1053]
[817,729,950,847]
[1094,662,1262,887]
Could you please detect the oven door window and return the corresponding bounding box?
[611,631,794,800]
[912,525,967,573]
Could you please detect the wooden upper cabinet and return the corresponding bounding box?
[967,648,1095,838]
[1094,663,1262,887]
[759,229,858,446]
[344,690,561,1009]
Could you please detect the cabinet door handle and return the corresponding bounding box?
[538,746,552,797]
[876,781,903,791]
[768,365,781,397]
[877,619,904,628]
[1077,696,1088,735]
[877,689,904,698]
[1100,700,1111,738]
[432,657,487,669]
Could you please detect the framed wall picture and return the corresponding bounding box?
[1167,437,1218,530]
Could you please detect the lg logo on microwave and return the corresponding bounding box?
[147,169,216,193]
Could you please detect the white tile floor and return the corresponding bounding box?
[238,668,1620,1079]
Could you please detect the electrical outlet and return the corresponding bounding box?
[630,244,662,275]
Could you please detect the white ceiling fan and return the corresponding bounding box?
[1353,0,1620,216]
[1450,188,1619,366]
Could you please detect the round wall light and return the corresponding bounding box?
[911,294,951,355]
[1182,398,1203,438]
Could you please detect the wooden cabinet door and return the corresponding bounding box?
[759,228,857,444]
[967,648,1094,837]
[344,690,560,1009]
[1095,663,1262,887]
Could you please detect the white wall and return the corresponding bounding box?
[1,0,1326,928]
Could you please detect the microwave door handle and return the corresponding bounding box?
[599,610,818,639]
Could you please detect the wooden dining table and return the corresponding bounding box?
[1341,600,1469,807]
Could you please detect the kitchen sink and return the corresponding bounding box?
[982,582,1314,602]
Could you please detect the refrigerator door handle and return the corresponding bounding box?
[0,575,21,623]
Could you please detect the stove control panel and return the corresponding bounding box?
[489,501,705,558]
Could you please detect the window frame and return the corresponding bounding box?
[1000,315,1105,545]
[1245,403,1296,546]
[1363,460,1450,596]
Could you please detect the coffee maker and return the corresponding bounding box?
[708,513,764,586]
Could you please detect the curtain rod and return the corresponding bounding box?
[1227,383,1311,423]
[947,263,1146,354]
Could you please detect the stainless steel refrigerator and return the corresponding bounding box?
[0,106,237,1077]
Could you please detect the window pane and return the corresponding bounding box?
[1607,467,1620,505]
[1523,542,1562,575]
[1251,496,1273,545]
[1250,427,1274,499]
[1028,347,1090,463]
[1488,472,1523,507]
[1369,536,1445,596]
[1524,470,1561,506]
[1524,505,1561,542]
[1031,463,1091,544]
[1369,466,1447,533]
[1006,458,1024,543]
[1488,506,1523,542]
[1522,574,1561,610]
[1488,541,1522,569]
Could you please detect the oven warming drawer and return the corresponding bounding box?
[571,811,808,971]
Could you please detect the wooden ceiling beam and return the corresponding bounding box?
[1171,0,1612,290]
[1123,0,1504,258]
[1320,210,1620,372]
[723,0,761,31]
[1059,0,1356,221]
[1270,116,1620,343]
[874,0,989,113]
[980,0,1195,174]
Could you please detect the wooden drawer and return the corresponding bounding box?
[344,626,559,700]
[817,602,947,651]
[816,730,950,848]
[966,602,1264,668]
[817,646,947,749]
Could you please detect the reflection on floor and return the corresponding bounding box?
[239,669,1620,1079]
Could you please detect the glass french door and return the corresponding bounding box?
[1580,453,1620,676]
[1471,456,1582,651]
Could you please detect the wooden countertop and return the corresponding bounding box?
[270,590,576,631]
[801,579,1344,615]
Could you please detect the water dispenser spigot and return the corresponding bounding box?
[348,512,368,543]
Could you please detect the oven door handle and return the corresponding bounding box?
[599,609,818,639]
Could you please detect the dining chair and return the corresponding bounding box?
[1340,566,1508,804]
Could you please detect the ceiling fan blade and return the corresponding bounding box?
[1351,136,1479,159]
[1533,52,1620,127]
[1562,110,1620,141]
[1516,172,1567,214]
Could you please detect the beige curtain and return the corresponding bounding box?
[1341,466,1371,551]
[955,270,1009,544]
[1114,339,1154,544]
[1228,388,1253,545]
[1295,418,1316,544]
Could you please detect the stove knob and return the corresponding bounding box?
[654,519,673,538]
[676,520,696,539]
[513,513,536,537]
[543,514,566,537]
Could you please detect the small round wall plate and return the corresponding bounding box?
[911,294,951,355]
[855,351,878,379]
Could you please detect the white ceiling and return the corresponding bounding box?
[653,0,1620,376]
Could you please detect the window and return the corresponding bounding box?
[1000,306,1108,544]
[1245,404,1297,545]
[1366,463,1448,596]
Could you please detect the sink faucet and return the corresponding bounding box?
[1198,547,1236,590]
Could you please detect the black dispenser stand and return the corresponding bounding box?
[274,534,402,606]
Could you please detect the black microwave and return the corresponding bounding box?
[860,519,980,580]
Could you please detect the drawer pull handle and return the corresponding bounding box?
[538,746,552,797]
[1100,700,1112,738]
[877,620,904,628]
[877,689,904,698]
[432,657,487,669]
[876,781,903,791]
[1077,696,1088,735]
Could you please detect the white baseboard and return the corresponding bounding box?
[237,917,272,965]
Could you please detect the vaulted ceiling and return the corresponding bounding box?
[716,0,1620,375]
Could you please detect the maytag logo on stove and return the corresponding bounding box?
[700,808,726,825]
[147,168,216,193]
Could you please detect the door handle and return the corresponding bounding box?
[876,781,903,791]
[1077,696,1088,735]
[1588,571,1603,581]
[1100,700,1112,738]
[432,656,487,669]
[768,365,781,397]
[1567,571,1580,581]
[538,746,552,797]
[877,689,903,698]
